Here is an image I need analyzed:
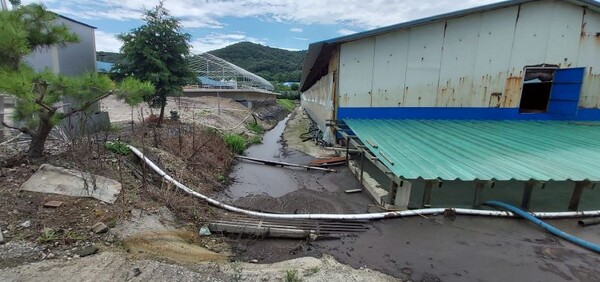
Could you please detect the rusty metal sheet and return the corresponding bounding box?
[437,14,482,107]
[339,38,375,107]
[472,6,519,108]
[344,119,600,181]
[579,8,600,108]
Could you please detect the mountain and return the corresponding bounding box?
[208,42,306,83]
[97,42,306,83]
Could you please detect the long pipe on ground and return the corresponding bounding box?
[485,201,600,254]
[129,145,600,220]
[578,217,600,227]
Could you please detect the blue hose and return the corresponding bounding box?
[484,200,600,254]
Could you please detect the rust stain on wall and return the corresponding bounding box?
[503,76,522,108]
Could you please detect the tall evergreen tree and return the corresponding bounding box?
[114,2,195,125]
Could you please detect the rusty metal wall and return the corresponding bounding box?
[337,0,600,109]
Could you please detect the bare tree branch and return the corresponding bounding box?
[1,121,34,136]
[60,90,113,119]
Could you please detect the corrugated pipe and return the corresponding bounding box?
[129,145,600,220]
[485,201,600,254]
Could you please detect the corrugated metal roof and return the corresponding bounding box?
[344,119,600,181]
[301,0,600,91]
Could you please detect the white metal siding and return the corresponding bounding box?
[371,30,410,107]
[335,0,600,110]
[339,38,375,107]
[403,23,445,107]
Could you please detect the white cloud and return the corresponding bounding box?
[95,30,122,52]
[338,28,357,36]
[189,32,266,53]
[293,37,309,41]
[28,0,502,30]
[290,27,303,33]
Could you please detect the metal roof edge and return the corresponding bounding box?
[57,14,97,29]
[300,0,600,91]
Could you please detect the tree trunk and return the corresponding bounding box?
[158,103,165,127]
[27,119,53,159]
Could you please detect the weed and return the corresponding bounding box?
[196,109,211,116]
[107,218,117,228]
[37,228,59,243]
[223,134,246,155]
[249,135,262,144]
[246,122,264,134]
[105,140,131,155]
[284,269,302,282]
[64,231,86,241]
[216,174,229,185]
[277,99,296,112]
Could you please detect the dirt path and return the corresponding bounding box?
[0,250,397,282]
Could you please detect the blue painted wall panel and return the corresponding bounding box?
[338,107,600,121]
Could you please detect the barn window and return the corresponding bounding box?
[519,67,557,113]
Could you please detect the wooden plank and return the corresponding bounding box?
[235,155,336,172]
[309,156,346,166]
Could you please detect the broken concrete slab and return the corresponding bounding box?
[20,164,121,204]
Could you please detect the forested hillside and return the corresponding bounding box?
[208,42,306,83]
[98,41,306,83]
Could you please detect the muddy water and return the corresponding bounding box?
[222,116,600,281]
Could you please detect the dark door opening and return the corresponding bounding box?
[519,67,556,113]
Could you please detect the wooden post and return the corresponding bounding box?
[569,181,592,211]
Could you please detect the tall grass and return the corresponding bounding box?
[277,99,296,112]
[223,134,246,154]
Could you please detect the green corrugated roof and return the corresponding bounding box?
[344,119,600,181]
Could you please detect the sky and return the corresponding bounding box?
[21,0,502,53]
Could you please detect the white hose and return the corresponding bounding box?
[129,145,600,220]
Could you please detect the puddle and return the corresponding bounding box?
[226,115,322,200]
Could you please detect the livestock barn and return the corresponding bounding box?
[301,0,600,211]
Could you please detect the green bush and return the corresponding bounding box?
[105,140,131,155]
[223,134,246,154]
